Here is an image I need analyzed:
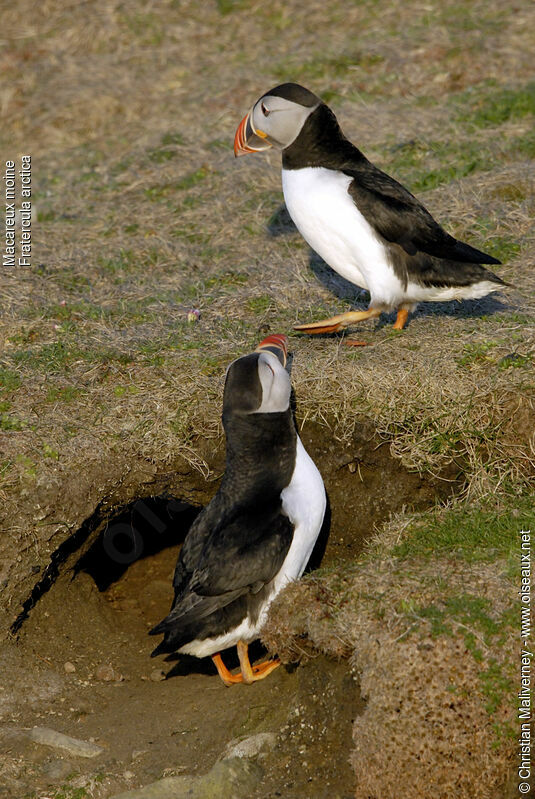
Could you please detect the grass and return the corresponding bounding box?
[454,80,535,127]
[0,368,21,392]
[408,594,510,645]
[262,546,518,795]
[383,138,494,193]
[393,494,533,562]
[0,411,24,431]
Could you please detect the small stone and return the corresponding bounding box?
[64,662,76,674]
[95,663,123,682]
[123,770,135,780]
[150,669,166,682]
[222,732,277,760]
[30,727,104,758]
[109,758,263,799]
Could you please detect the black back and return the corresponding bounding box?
[282,100,502,281]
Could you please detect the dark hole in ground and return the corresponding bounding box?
[71,493,331,678]
[75,495,201,591]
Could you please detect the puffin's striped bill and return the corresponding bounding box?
[234,111,272,157]
[256,333,288,366]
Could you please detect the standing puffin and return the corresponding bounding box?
[234,83,505,334]
[150,334,326,685]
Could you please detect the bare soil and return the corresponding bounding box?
[2,528,360,799]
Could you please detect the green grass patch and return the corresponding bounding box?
[383,138,494,193]
[42,443,60,460]
[41,301,110,322]
[175,166,211,190]
[478,658,515,716]
[37,208,57,222]
[12,341,84,373]
[11,340,133,373]
[113,384,140,397]
[404,591,516,738]
[472,220,520,261]
[15,454,36,479]
[455,81,535,127]
[161,131,185,147]
[207,137,230,151]
[457,341,498,367]
[97,248,137,276]
[148,147,177,163]
[411,595,503,643]
[490,182,529,203]
[246,295,273,313]
[148,132,186,162]
[216,0,251,15]
[513,129,535,159]
[46,385,83,403]
[42,267,91,292]
[274,51,384,85]
[145,167,211,202]
[0,459,13,478]
[393,496,533,562]
[498,353,532,370]
[0,367,21,392]
[0,411,24,431]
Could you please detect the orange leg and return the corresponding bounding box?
[212,643,281,687]
[211,652,245,686]
[252,658,281,679]
[392,308,409,330]
[238,640,281,682]
[294,308,381,335]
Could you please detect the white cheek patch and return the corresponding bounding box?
[255,353,291,413]
[253,97,318,150]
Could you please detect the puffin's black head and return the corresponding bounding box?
[234,83,322,156]
[223,334,290,416]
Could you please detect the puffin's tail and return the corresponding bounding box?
[149,588,244,657]
[451,238,501,265]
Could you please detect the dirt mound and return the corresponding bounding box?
[262,557,517,799]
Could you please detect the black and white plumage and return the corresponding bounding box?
[234,82,506,334]
[150,334,326,685]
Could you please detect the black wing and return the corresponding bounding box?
[345,161,500,265]
[150,503,293,636]
[190,506,294,597]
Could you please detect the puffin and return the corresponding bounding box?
[150,334,326,685]
[234,83,505,335]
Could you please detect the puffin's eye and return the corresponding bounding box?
[261,102,270,117]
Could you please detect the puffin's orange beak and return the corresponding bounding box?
[234,110,273,157]
[256,334,289,367]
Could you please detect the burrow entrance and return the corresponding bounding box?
[7,421,461,797]
[13,420,461,641]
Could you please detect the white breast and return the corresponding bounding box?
[242,434,326,634]
[274,437,326,589]
[282,166,405,308]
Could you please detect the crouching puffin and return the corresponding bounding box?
[234,83,505,335]
[150,334,326,685]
